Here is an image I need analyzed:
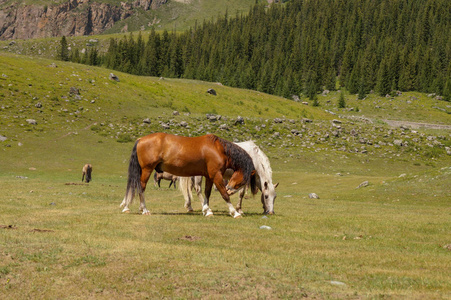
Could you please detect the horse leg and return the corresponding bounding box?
[179,177,194,212]
[194,176,204,207]
[202,178,214,217]
[213,174,241,218]
[235,187,246,215]
[138,168,152,215]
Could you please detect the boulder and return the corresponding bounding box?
[109,73,120,82]
[308,193,320,199]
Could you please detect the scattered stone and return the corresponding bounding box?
[443,244,451,251]
[0,135,7,142]
[69,87,79,95]
[235,116,244,125]
[180,121,188,127]
[161,123,170,130]
[16,176,28,179]
[309,193,320,199]
[330,281,346,286]
[49,63,57,68]
[26,119,37,125]
[393,139,404,146]
[259,225,272,230]
[292,95,300,102]
[219,124,229,130]
[301,101,309,105]
[357,181,369,189]
[143,118,151,124]
[109,73,120,82]
[274,118,283,123]
[35,102,42,108]
[207,88,217,95]
[173,111,179,116]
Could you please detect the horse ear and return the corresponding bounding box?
[274,182,279,188]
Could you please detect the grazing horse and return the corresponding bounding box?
[82,164,92,183]
[180,141,278,215]
[153,171,178,189]
[120,133,257,218]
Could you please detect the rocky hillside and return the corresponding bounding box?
[0,0,167,40]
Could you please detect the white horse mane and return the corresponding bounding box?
[236,141,273,184]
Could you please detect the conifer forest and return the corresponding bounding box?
[68,0,451,100]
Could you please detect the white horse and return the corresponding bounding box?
[179,141,278,216]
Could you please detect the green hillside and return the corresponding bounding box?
[1,52,450,299]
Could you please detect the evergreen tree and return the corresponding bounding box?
[338,91,346,108]
[376,58,391,96]
[59,36,69,61]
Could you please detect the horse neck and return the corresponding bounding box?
[245,144,273,186]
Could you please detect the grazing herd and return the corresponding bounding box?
[82,133,277,218]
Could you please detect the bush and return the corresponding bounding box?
[116,133,133,143]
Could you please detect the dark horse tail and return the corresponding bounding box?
[125,140,142,204]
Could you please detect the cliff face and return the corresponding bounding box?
[0,0,168,40]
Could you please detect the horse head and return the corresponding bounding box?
[226,170,257,195]
[261,181,278,214]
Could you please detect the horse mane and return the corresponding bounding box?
[236,141,273,185]
[209,135,255,186]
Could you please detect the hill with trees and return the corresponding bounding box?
[66,0,451,101]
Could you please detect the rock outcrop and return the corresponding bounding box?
[0,0,168,40]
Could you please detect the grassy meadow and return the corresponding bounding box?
[1,52,451,299]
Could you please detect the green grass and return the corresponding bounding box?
[1,52,450,298]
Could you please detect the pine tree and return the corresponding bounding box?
[338,91,346,108]
[376,58,391,96]
[59,36,69,61]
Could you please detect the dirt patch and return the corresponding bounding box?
[179,235,201,241]
[0,225,16,229]
[383,120,451,130]
[30,228,54,233]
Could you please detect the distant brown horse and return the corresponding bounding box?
[154,171,178,189]
[120,133,257,218]
[82,164,92,183]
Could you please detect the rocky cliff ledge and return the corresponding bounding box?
[0,0,167,40]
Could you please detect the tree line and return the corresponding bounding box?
[63,0,451,101]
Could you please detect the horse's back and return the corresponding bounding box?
[137,133,225,177]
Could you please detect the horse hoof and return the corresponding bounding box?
[187,209,194,213]
[233,212,242,219]
[122,210,130,214]
[205,211,214,217]
[142,210,151,215]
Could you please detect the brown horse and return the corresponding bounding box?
[153,171,178,189]
[82,164,92,183]
[120,133,257,217]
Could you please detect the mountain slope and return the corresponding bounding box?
[0,0,264,40]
